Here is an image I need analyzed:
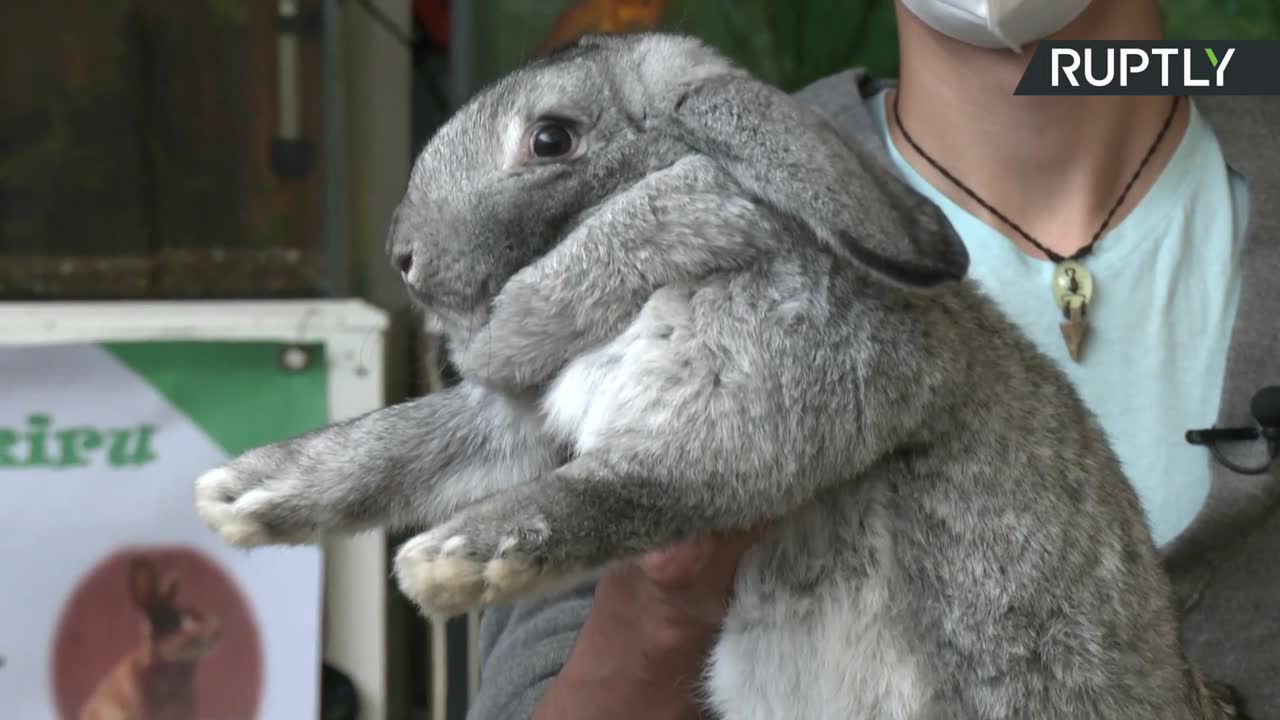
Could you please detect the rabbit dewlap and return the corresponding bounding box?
[196,32,1244,720]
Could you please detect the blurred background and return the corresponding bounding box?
[7,0,1277,306]
[2,1,1278,720]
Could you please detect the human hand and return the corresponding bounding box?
[532,527,766,720]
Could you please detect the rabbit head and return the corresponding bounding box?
[127,557,222,663]
[388,31,967,340]
[386,33,723,335]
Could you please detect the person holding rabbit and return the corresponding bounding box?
[191,0,1276,716]
[500,2,1279,719]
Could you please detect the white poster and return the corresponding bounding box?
[0,341,327,720]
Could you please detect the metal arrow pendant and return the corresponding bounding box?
[1052,260,1094,362]
[1059,305,1090,362]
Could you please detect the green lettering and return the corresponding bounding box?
[108,425,158,467]
[132,425,158,465]
[0,430,19,467]
[25,414,53,466]
[56,428,104,467]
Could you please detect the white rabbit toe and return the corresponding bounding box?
[481,554,540,598]
[440,534,469,554]
[194,467,259,543]
[394,533,486,617]
[194,466,236,504]
[393,531,541,618]
[194,467,305,547]
[209,509,275,548]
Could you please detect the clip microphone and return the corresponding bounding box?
[1186,386,1280,475]
[1252,385,1280,433]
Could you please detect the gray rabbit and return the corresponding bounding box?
[195,32,1243,719]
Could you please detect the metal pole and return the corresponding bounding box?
[448,0,476,109]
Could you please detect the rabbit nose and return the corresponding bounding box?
[395,252,414,275]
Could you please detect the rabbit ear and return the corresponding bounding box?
[667,73,969,289]
[128,557,159,610]
[159,573,179,602]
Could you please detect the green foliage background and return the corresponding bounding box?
[467,0,1280,94]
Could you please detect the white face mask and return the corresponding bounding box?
[899,0,1092,51]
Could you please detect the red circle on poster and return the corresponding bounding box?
[50,545,263,720]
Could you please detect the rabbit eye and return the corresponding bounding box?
[530,124,574,159]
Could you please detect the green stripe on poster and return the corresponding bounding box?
[103,341,329,456]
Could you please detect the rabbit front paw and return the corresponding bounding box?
[195,461,324,548]
[393,512,553,618]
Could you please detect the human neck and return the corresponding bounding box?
[887,0,1188,260]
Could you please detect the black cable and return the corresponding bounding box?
[350,0,415,48]
[893,91,1180,265]
[342,0,452,111]
[1208,439,1275,476]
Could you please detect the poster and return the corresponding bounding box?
[0,340,328,720]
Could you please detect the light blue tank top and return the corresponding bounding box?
[866,92,1250,546]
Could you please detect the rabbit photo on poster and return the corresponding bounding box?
[195,32,1243,719]
[78,557,222,720]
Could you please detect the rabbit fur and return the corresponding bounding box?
[195,32,1243,719]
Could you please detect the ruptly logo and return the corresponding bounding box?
[1015,41,1280,95]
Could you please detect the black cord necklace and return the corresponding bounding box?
[891,91,1181,362]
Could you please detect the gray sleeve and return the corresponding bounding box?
[464,579,597,720]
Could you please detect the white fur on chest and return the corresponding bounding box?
[541,296,930,718]
[541,291,692,451]
[707,559,930,720]
[540,342,631,451]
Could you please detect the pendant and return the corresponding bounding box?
[1052,260,1094,362]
